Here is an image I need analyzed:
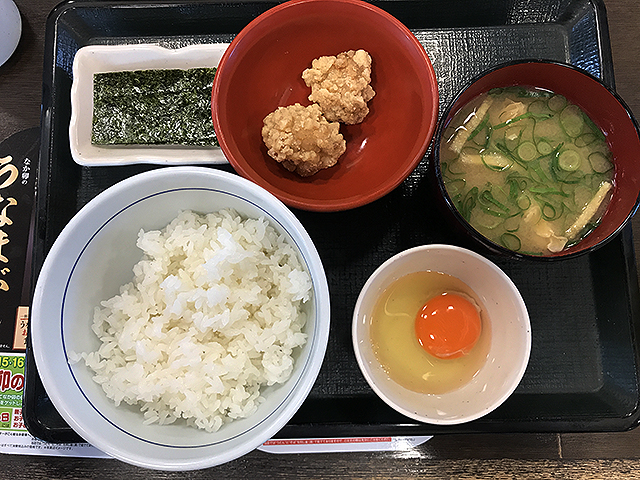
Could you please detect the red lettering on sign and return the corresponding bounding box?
[0,370,24,392]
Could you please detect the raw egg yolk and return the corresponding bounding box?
[415,292,482,359]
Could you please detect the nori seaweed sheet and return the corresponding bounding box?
[91,67,218,146]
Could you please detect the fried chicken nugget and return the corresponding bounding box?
[302,49,375,125]
[262,103,346,177]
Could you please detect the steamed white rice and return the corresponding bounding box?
[71,209,312,432]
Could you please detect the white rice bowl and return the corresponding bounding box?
[71,208,312,433]
[30,167,330,470]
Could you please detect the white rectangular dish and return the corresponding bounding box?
[69,43,229,166]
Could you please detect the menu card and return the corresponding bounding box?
[0,128,38,441]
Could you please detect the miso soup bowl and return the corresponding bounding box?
[352,244,531,425]
[431,60,640,260]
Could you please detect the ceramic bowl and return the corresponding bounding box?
[431,60,640,259]
[0,0,21,67]
[30,167,330,470]
[352,244,531,425]
[212,0,438,211]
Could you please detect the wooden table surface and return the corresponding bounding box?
[2,0,640,478]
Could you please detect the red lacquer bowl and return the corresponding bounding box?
[431,60,640,260]
[212,0,439,212]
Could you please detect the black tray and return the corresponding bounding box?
[24,0,640,444]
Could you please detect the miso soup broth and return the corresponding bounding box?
[440,86,615,255]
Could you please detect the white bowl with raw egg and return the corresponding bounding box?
[352,244,531,425]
